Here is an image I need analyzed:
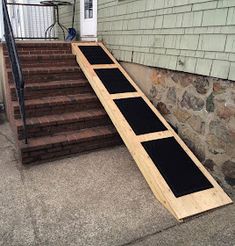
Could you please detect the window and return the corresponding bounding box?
[84,0,93,19]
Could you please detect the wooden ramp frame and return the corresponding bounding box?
[72,42,232,221]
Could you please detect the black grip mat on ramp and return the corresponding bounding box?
[95,68,136,94]
[79,46,114,65]
[142,138,213,197]
[114,97,167,135]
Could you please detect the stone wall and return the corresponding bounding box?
[121,61,235,188]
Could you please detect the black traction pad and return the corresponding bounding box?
[78,46,114,64]
[95,68,136,94]
[114,97,167,135]
[142,138,213,197]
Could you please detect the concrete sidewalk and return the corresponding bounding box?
[0,117,234,246]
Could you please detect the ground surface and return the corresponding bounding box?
[0,115,234,246]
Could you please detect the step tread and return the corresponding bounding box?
[15,42,71,48]
[20,125,118,151]
[7,66,81,73]
[6,53,75,59]
[13,93,97,108]
[15,108,107,128]
[10,79,89,90]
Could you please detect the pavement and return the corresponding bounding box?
[0,114,234,246]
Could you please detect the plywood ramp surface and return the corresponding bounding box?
[72,42,232,221]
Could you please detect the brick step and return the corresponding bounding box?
[3,42,72,56]
[5,54,77,68]
[8,66,84,83]
[13,93,101,119]
[18,50,72,55]
[16,109,111,139]
[4,48,72,56]
[20,125,122,164]
[4,41,123,165]
[10,79,92,100]
[15,42,71,49]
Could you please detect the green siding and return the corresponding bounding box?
[59,2,80,38]
[59,0,235,80]
[98,0,235,81]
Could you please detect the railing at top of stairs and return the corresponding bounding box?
[2,0,28,144]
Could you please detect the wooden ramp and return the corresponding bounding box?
[72,42,232,221]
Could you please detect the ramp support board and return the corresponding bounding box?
[72,42,232,221]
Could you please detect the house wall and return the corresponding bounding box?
[59,1,80,38]
[98,0,235,81]
[98,0,235,186]
[121,61,235,187]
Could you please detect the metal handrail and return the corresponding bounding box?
[2,0,28,144]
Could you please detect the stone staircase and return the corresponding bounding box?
[4,42,121,164]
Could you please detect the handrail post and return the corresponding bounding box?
[2,0,28,144]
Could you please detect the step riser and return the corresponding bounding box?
[6,60,77,69]
[4,49,72,56]
[5,54,75,60]
[8,72,84,83]
[14,100,101,119]
[3,43,72,56]
[21,50,71,55]
[11,85,92,100]
[17,47,71,51]
[21,135,122,164]
[17,45,71,49]
[4,45,71,52]
[18,116,111,140]
[15,43,71,48]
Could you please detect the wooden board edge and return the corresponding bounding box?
[111,92,140,100]
[138,131,173,142]
[92,64,119,69]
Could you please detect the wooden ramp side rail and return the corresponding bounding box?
[72,42,232,221]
